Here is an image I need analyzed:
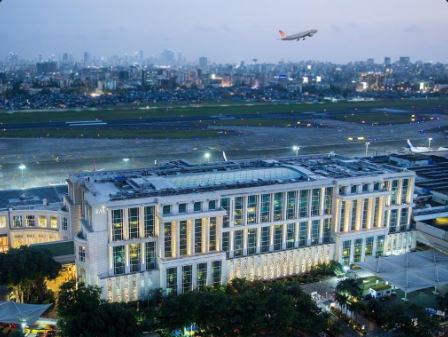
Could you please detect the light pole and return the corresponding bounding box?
[204,152,211,163]
[428,137,433,149]
[18,164,26,189]
[123,157,130,168]
[365,142,370,157]
[292,145,300,157]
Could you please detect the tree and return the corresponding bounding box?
[58,281,139,337]
[0,247,61,303]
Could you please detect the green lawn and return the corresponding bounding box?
[1,98,447,124]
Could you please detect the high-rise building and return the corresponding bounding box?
[384,57,391,66]
[70,155,415,301]
[83,52,90,65]
[199,56,208,68]
[399,56,410,66]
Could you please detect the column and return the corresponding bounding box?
[123,208,129,240]
[294,222,300,248]
[139,206,144,238]
[282,223,287,250]
[256,227,261,254]
[172,221,178,258]
[243,228,248,255]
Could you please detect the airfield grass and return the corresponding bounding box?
[0,98,447,125]
[0,128,225,139]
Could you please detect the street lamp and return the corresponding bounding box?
[428,137,433,149]
[204,152,211,163]
[292,145,300,157]
[123,157,130,168]
[365,142,371,157]
[18,163,26,188]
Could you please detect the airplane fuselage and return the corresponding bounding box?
[280,29,318,41]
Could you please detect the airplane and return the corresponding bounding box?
[279,29,318,41]
[406,139,448,153]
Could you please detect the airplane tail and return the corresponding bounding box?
[222,151,228,162]
[279,30,287,39]
[406,139,416,151]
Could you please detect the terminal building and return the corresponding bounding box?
[67,155,415,302]
[0,186,70,252]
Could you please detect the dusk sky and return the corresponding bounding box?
[0,0,447,63]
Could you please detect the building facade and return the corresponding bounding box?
[0,186,70,252]
[69,156,416,302]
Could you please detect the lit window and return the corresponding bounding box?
[50,216,58,229]
[38,216,47,228]
[0,216,6,229]
[78,246,86,262]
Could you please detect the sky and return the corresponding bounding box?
[0,0,447,64]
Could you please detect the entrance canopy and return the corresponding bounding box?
[358,250,448,294]
[0,301,51,325]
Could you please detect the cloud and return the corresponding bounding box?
[404,25,423,33]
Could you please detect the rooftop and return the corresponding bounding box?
[0,185,67,211]
[69,155,409,203]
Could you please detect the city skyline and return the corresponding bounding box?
[0,0,447,63]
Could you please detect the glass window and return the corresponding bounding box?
[113,246,125,275]
[340,201,346,232]
[26,215,35,227]
[311,189,321,216]
[144,206,155,237]
[323,218,331,243]
[365,237,374,257]
[247,195,258,224]
[166,267,177,295]
[261,226,270,253]
[112,209,123,241]
[376,235,385,257]
[194,202,202,212]
[212,261,222,286]
[194,219,202,254]
[354,239,362,262]
[260,194,271,223]
[286,223,295,249]
[222,231,230,257]
[197,263,207,290]
[351,200,358,231]
[179,220,188,256]
[163,205,171,216]
[128,208,139,239]
[0,216,6,228]
[13,215,23,228]
[164,222,172,258]
[50,216,58,229]
[0,234,8,253]
[373,198,380,227]
[234,197,244,226]
[247,229,257,255]
[234,230,243,257]
[145,242,156,271]
[221,198,230,228]
[299,190,309,218]
[208,200,217,210]
[182,265,192,293]
[351,185,357,194]
[62,217,68,231]
[374,183,380,191]
[286,191,297,220]
[78,245,86,262]
[311,220,320,245]
[324,187,333,215]
[362,184,369,192]
[273,224,283,251]
[209,217,217,251]
[299,222,308,246]
[391,180,399,205]
[342,240,351,265]
[400,208,408,230]
[129,243,140,273]
[178,203,187,214]
[401,179,409,204]
[361,199,369,229]
[389,209,398,233]
[273,193,283,221]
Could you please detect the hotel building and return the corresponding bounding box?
[68,155,415,302]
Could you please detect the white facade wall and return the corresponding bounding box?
[72,166,416,302]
